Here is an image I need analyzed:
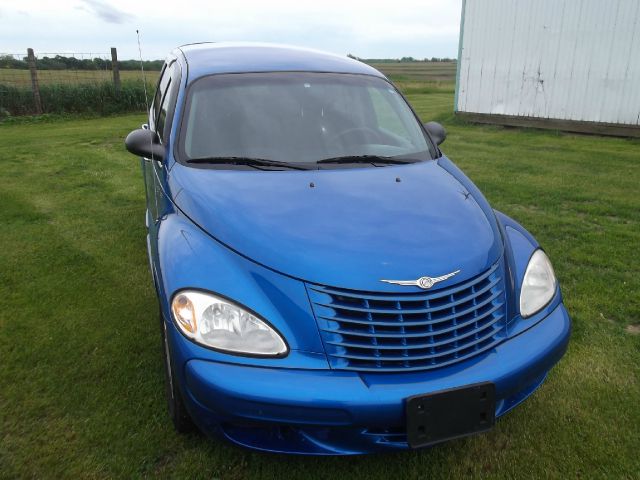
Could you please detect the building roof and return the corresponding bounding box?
[176,42,384,82]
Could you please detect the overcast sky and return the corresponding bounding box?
[0,0,462,60]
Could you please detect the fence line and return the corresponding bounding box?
[0,47,160,117]
[27,48,42,114]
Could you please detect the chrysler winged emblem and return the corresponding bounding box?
[380,270,461,290]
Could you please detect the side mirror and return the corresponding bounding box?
[424,121,446,146]
[125,129,164,160]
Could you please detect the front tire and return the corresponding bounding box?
[160,314,195,433]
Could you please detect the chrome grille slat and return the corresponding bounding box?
[308,262,499,301]
[313,280,501,315]
[328,325,503,361]
[336,338,503,372]
[326,313,503,349]
[318,298,503,331]
[307,261,508,372]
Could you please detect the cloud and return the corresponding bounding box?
[1,0,461,60]
[79,0,133,24]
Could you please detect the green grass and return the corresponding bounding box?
[0,68,159,86]
[0,80,150,116]
[0,62,451,117]
[0,68,158,116]
[1,85,639,478]
[370,62,456,96]
[370,61,457,83]
[0,62,450,87]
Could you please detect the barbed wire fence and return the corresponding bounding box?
[0,48,156,118]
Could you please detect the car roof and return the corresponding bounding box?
[175,42,386,83]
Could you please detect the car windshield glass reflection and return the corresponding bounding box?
[180,72,433,166]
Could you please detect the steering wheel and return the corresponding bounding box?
[330,126,379,144]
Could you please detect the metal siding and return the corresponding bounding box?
[462,0,480,112]
[457,0,640,125]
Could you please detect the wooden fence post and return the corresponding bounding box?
[27,48,42,114]
[111,47,121,93]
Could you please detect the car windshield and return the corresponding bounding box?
[179,72,435,167]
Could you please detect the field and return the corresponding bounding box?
[371,61,457,82]
[0,62,452,116]
[0,68,160,87]
[1,74,639,478]
[0,61,455,87]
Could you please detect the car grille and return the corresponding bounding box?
[306,262,507,372]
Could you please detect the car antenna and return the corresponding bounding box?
[136,29,156,161]
[136,29,151,114]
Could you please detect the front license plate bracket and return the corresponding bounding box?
[406,382,496,448]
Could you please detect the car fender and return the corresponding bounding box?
[493,210,562,337]
[154,211,329,369]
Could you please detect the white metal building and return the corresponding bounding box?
[455,0,640,136]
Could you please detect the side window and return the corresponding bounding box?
[150,64,168,125]
[156,80,172,140]
[368,87,408,139]
[154,62,180,142]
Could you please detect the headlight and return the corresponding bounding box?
[520,250,557,318]
[170,290,288,356]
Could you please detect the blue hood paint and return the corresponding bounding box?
[168,159,502,291]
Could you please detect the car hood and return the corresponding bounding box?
[168,159,502,291]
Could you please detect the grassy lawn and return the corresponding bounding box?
[1,84,639,478]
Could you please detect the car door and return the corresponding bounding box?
[142,63,168,226]
[148,61,177,221]
[145,60,180,289]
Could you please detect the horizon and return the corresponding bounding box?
[1,51,459,63]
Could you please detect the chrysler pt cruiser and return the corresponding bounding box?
[124,43,571,455]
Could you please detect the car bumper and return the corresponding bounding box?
[181,303,571,454]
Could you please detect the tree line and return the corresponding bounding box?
[347,54,456,63]
[0,53,455,71]
[0,54,164,71]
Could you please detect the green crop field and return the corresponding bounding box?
[0,62,452,117]
[0,68,160,87]
[1,79,639,478]
[371,61,457,82]
[0,61,454,87]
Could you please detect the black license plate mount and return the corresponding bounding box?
[406,382,496,448]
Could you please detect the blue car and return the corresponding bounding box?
[125,43,571,455]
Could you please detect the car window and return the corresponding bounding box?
[155,62,180,142]
[150,65,166,126]
[151,63,170,126]
[180,72,434,165]
[156,79,171,139]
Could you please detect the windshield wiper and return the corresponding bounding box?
[316,155,415,165]
[186,156,313,170]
